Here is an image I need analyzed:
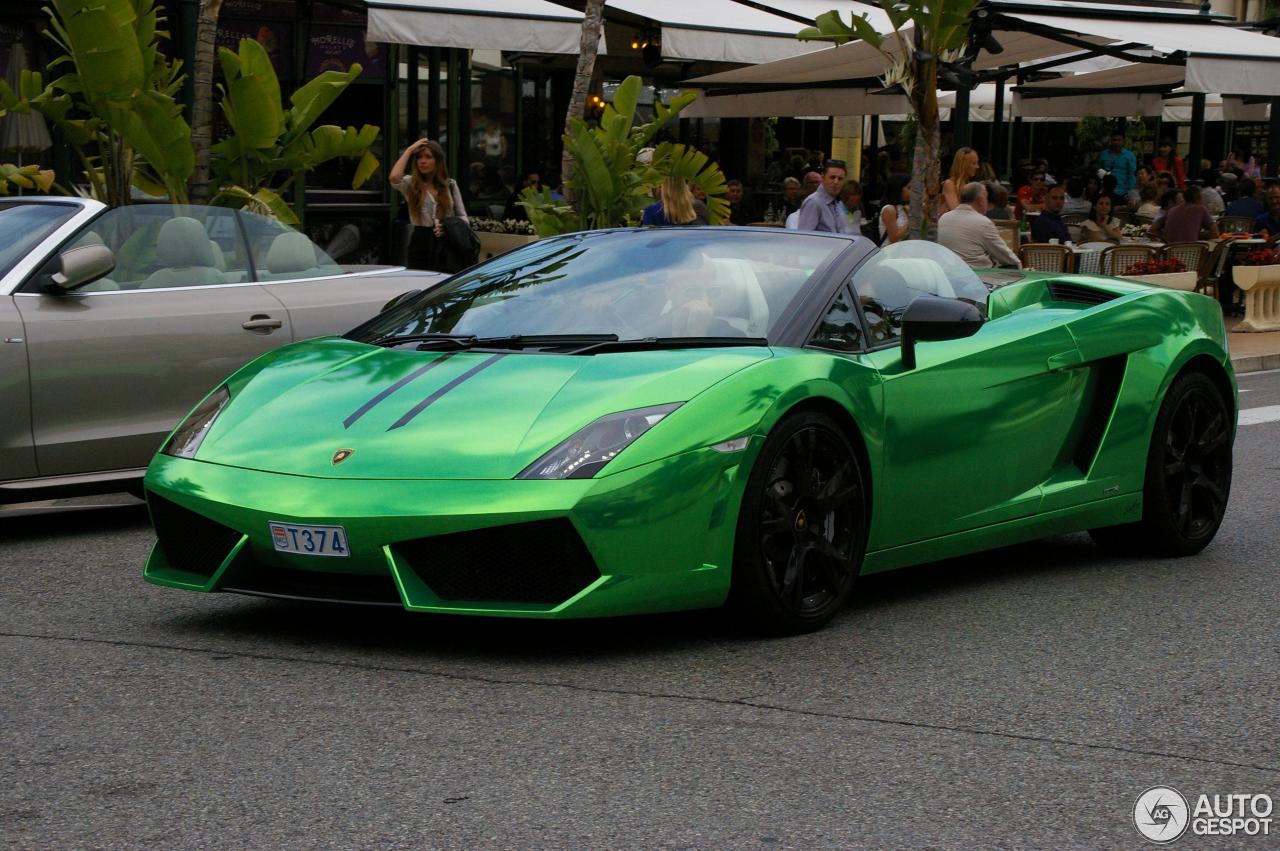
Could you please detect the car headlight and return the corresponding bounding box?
[162,386,230,459]
[518,403,682,480]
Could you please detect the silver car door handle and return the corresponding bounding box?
[242,315,283,331]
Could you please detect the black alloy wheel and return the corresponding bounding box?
[1091,371,1232,556]
[729,412,866,634]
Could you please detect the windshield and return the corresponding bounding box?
[351,229,846,344]
[850,240,989,344]
[0,202,78,280]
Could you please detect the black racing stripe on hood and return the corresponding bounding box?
[387,354,506,431]
[343,352,456,429]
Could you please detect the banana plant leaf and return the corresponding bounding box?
[218,40,284,150]
[283,65,362,149]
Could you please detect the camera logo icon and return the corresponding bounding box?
[1134,786,1190,844]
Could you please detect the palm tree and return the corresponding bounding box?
[560,0,605,201]
[189,0,224,203]
[800,2,977,236]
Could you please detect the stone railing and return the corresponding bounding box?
[1232,264,1280,332]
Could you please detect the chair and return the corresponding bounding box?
[995,220,1019,259]
[1163,241,1210,294]
[1218,215,1254,235]
[1099,243,1158,276]
[710,258,770,336]
[140,217,226,288]
[1018,243,1072,273]
[1111,211,1135,225]
[1134,214,1156,227]
[263,231,340,280]
[1061,212,1087,226]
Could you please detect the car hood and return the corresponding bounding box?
[197,337,771,479]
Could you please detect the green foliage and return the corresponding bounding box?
[209,38,380,224]
[0,162,55,194]
[518,75,728,236]
[40,0,193,204]
[797,1,978,233]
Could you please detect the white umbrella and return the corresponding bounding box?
[0,43,53,162]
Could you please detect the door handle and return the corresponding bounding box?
[242,315,283,332]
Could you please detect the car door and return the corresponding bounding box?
[13,205,294,478]
[850,247,1086,549]
[237,209,445,340]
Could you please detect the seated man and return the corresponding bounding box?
[648,251,743,338]
[938,182,1021,269]
[1030,185,1072,243]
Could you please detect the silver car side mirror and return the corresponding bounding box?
[49,244,116,292]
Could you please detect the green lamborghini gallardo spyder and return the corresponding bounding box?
[143,228,1235,633]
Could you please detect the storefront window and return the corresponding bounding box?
[467,50,518,219]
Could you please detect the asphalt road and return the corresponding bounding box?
[4,371,1280,850]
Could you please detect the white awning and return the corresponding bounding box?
[608,0,822,64]
[683,88,911,118]
[366,0,602,55]
[1019,62,1184,91]
[1013,91,1164,118]
[684,25,1098,87]
[1009,12,1280,95]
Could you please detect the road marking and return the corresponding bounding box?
[1239,405,1280,426]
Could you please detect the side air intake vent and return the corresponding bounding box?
[1048,282,1119,306]
[147,493,243,577]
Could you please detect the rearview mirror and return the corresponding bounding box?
[900,296,983,370]
[48,244,116,293]
[381,289,422,313]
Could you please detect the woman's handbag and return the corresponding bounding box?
[439,216,481,273]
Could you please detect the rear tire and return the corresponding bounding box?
[1089,371,1232,556]
[727,412,867,635]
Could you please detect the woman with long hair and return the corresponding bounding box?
[389,138,468,271]
[641,177,709,226]
[1081,193,1123,242]
[941,147,979,214]
[879,173,911,244]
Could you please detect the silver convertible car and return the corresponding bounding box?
[0,197,442,502]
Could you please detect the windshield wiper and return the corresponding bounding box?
[418,333,620,351]
[368,332,476,348]
[568,336,769,355]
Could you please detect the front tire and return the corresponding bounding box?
[1090,371,1232,555]
[728,412,867,634]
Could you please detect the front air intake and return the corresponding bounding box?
[1048,282,1119,306]
[394,519,601,604]
[147,493,243,578]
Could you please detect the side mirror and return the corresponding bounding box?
[381,289,422,313]
[47,244,116,293]
[900,296,983,370]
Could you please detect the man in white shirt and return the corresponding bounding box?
[938,182,1022,269]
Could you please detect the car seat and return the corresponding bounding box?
[140,217,226,288]
[264,231,338,280]
[711,258,770,336]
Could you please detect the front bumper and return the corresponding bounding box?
[142,445,753,619]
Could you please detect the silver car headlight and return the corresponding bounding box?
[162,386,230,459]
[518,403,682,480]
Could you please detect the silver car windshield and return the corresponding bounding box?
[354,229,846,343]
[0,202,79,279]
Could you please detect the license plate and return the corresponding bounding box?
[268,522,350,558]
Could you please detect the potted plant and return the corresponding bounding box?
[1121,257,1196,291]
[470,218,538,259]
[1232,247,1280,331]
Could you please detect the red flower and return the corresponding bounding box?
[1239,248,1280,267]
[1121,258,1185,276]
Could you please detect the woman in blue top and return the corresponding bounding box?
[642,177,709,226]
